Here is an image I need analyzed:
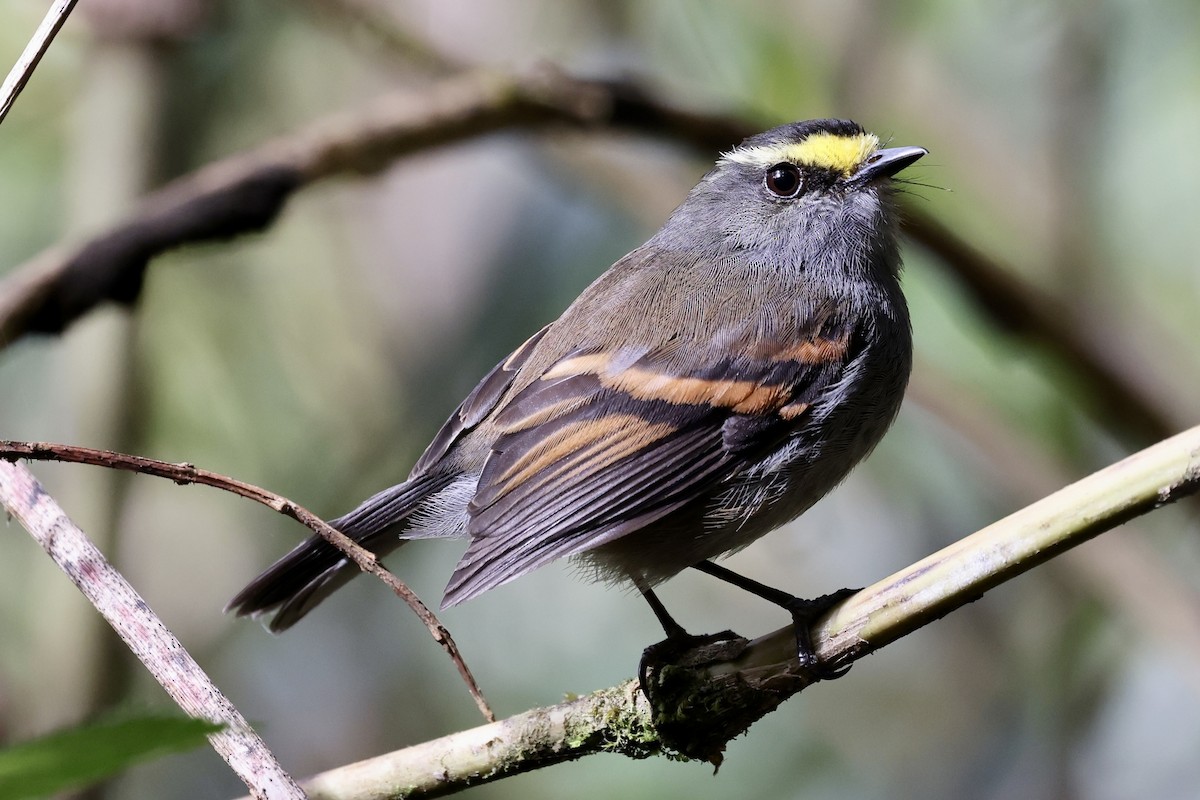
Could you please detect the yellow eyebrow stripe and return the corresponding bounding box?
[722,131,880,176]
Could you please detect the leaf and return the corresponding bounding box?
[0,713,222,800]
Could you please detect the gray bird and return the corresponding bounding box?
[228,118,925,668]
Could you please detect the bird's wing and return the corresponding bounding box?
[409,323,552,477]
[443,310,863,606]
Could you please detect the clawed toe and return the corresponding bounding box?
[786,587,860,681]
[638,629,741,692]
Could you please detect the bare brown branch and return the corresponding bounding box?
[0,440,495,723]
[904,212,1176,443]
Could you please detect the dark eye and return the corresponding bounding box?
[764,163,802,198]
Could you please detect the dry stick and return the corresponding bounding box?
[0,441,496,723]
[0,459,304,800]
[267,424,1200,800]
[0,69,1176,447]
[0,0,79,125]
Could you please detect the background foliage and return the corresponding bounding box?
[1,1,1198,798]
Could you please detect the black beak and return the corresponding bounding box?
[855,145,928,182]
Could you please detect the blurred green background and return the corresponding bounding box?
[1,0,1199,798]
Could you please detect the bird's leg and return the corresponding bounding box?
[691,560,857,680]
[637,585,739,692]
[640,586,690,640]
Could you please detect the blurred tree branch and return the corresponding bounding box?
[0,67,1177,446]
[902,212,1175,443]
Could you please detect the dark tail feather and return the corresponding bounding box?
[226,473,452,631]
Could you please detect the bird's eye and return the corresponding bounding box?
[764,163,802,198]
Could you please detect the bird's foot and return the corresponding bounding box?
[638,629,743,694]
[784,587,860,681]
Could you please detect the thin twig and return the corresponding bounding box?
[0,459,304,800]
[0,0,79,126]
[254,424,1200,798]
[0,441,496,723]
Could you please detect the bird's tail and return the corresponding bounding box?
[226,472,452,632]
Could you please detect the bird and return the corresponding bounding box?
[228,118,925,671]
